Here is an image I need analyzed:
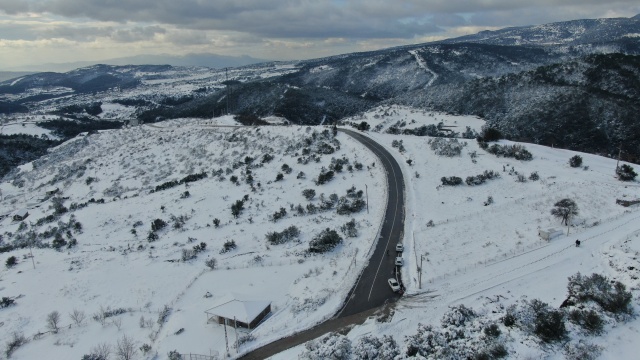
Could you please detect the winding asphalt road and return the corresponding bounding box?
[335,128,405,317]
[238,128,405,359]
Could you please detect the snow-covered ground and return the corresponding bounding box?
[0,119,385,359]
[1,106,639,360]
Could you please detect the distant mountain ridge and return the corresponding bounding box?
[1,14,640,165]
[3,53,268,72]
[444,15,640,47]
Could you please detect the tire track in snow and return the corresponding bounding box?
[409,49,438,88]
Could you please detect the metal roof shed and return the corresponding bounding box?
[205,295,271,330]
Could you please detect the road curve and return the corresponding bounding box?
[335,128,405,317]
[238,128,405,359]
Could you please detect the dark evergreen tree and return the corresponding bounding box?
[569,155,583,168]
[616,164,637,181]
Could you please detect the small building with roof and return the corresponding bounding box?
[205,293,271,330]
[13,209,29,221]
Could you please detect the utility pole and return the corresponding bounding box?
[418,254,424,289]
[226,67,230,116]
[223,319,229,355]
[29,238,36,269]
[365,184,369,214]
[234,317,238,351]
[616,144,622,173]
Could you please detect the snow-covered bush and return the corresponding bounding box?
[336,196,366,215]
[301,332,351,360]
[429,138,465,157]
[5,332,27,358]
[266,226,301,245]
[516,299,567,343]
[340,219,358,238]
[151,218,167,232]
[157,305,171,325]
[309,228,342,253]
[270,207,287,222]
[441,176,463,186]
[566,273,633,315]
[302,188,316,200]
[316,168,335,185]
[220,240,237,254]
[563,341,602,360]
[181,248,197,261]
[465,170,500,186]
[616,164,637,181]
[441,304,476,328]
[569,155,583,168]
[352,335,399,359]
[484,144,533,161]
[205,258,217,270]
[568,309,604,335]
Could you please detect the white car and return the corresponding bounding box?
[388,278,401,292]
[396,243,404,252]
[395,256,403,266]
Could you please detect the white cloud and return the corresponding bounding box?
[0,0,638,69]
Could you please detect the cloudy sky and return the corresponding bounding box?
[1,0,639,70]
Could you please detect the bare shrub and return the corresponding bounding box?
[47,311,61,333]
[70,309,86,326]
[205,257,218,270]
[5,332,27,358]
[115,334,137,360]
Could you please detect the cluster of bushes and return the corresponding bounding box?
[340,219,358,238]
[479,142,533,161]
[336,196,366,215]
[405,305,506,359]
[387,123,455,138]
[565,273,633,315]
[266,225,301,245]
[429,137,466,157]
[466,170,500,186]
[391,139,406,153]
[302,332,400,360]
[270,207,287,222]
[151,171,208,193]
[308,228,342,253]
[316,168,335,185]
[220,240,237,254]
[170,214,190,230]
[329,157,350,173]
[441,176,463,186]
[440,170,500,187]
[181,242,207,262]
[148,218,167,242]
[231,196,249,218]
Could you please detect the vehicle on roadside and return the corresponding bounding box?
[395,256,403,266]
[396,243,403,252]
[388,278,401,292]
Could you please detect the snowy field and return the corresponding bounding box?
[1,106,639,360]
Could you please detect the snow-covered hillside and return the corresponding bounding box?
[1,107,639,360]
[0,119,385,359]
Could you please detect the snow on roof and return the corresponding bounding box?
[205,293,270,323]
[14,208,28,217]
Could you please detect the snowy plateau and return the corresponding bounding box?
[0,105,639,360]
